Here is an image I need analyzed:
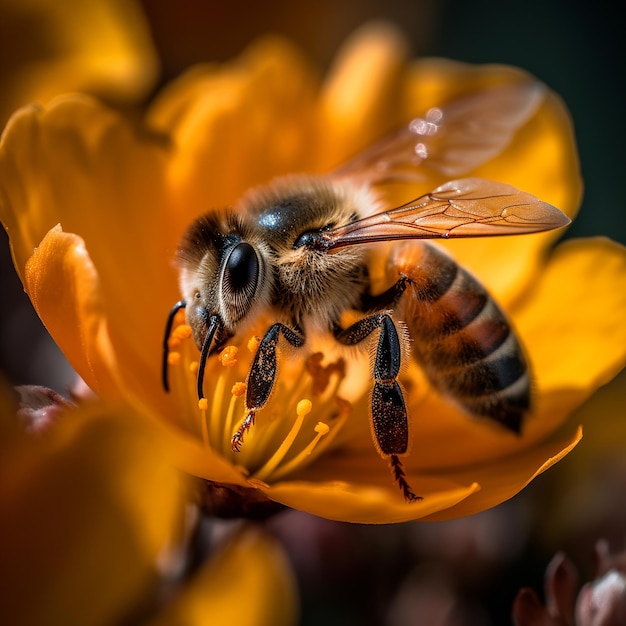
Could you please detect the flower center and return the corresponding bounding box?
[165,314,352,483]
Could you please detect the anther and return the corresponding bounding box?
[247,336,261,353]
[167,352,181,366]
[314,422,330,435]
[297,399,312,417]
[220,346,239,367]
[231,382,247,397]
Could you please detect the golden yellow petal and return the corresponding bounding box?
[148,35,318,213]
[23,226,120,399]
[549,369,626,490]
[401,59,581,305]
[421,425,582,521]
[156,417,252,487]
[515,237,626,407]
[316,31,581,305]
[0,0,158,124]
[148,525,298,626]
[0,402,185,626]
[0,96,170,279]
[318,21,410,169]
[369,388,562,472]
[261,469,480,524]
[0,98,178,406]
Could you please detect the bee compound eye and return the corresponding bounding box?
[224,242,259,295]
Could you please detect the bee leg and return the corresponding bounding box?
[232,323,305,452]
[335,313,421,502]
[360,276,409,312]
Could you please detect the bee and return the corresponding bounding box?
[162,81,570,502]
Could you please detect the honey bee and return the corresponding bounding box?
[162,81,570,502]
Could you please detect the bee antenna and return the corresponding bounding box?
[197,315,223,400]
[162,300,187,392]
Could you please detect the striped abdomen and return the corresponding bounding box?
[393,242,530,433]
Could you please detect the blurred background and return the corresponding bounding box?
[1,1,624,624]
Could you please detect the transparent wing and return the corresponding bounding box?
[330,81,547,185]
[322,178,570,250]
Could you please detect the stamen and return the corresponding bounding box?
[314,422,330,435]
[170,329,358,489]
[297,399,312,418]
[209,368,228,445]
[253,399,313,481]
[220,346,239,367]
[223,383,246,442]
[173,324,192,341]
[306,353,346,395]
[167,324,192,350]
[167,352,181,366]
[247,336,261,353]
[270,421,331,481]
[198,398,209,446]
[231,382,246,397]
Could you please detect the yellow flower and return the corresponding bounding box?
[0,392,183,625]
[1,23,625,523]
[0,0,158,126]
[0,388,298,626]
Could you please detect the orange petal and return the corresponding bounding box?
[321,29,580,305]
[262,464,480,524]
[0,0,158,124]
[0,98,179,407]
[148,36,318,215]
[23,226,119,399]
[422,426,582,521]
[150,525,298,626]
[515,238,626,413]
[318,22,410,169]
[0,402,185,626]
[157,418,251,487]
[402,59,581,305]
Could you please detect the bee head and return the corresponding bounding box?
[176,210,270,349]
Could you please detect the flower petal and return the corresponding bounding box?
[318,21,410,169]
[148,525,298,626]
[319,25,581,305]
[421,425,582,521]
[0,0,158,124]
[22,225,120,398]
[0,402,185,626]
[261,468,480,524]
[403,59,581,305]
[148,36,318,212]
[515,238,626,412]
[0,97,180,412]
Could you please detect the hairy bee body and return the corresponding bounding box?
[239,176,373,333]
[163,82,570,501]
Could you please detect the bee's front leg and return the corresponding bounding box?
[232,323,305,452]
[334,313,421,502]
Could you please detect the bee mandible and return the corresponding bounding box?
[162,81,570,502]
